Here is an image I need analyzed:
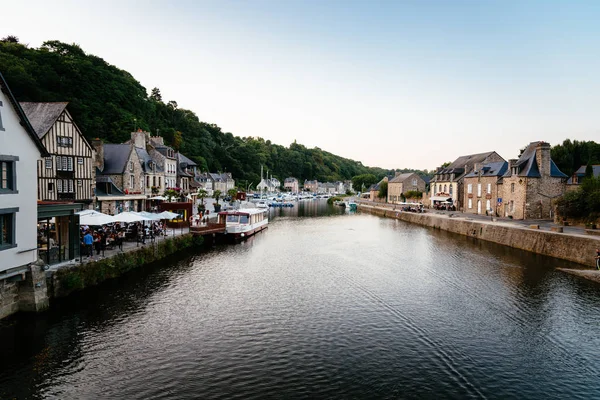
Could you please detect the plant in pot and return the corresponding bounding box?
[227,188,238,204]
[213,190,222,212]
[197,189,207,213]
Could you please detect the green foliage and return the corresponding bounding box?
[551,139,600,178]
[213,190,222,205]
[0,40,394,183]
[403,190,423,200]
[585,163,593,179]
[164,188,179,201]
[378,181,388,199]
[556,176,600,221]
[352,174,378,192]
[227,188,237,201]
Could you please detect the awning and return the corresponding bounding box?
[430,196,453,202]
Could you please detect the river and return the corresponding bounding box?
[1,201,599,399]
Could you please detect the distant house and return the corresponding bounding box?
[499,142,567,219]
[257,177,279,193]
[284,177,299,192]
[304,180,319,192]
[387,173,426,204]
[343,180,353,193]
[463,161,508,215]
[430,151,504,210]
[210,172,235,193]
[567,165,600,190]
[176,153,198,195]
[0,72,49,288]
[369,176,389,202]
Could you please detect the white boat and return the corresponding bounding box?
[256,200,269,209]
[217,208,269,239]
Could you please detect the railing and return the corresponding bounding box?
[190,223,226,235]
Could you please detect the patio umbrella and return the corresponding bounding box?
[138,211,163,220]
[80,212,117,226]
[149,195,167,200]
[76,209,102,217]
[157,211,180,220]
[114,211,152,223]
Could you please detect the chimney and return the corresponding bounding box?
[536,142,551,177]
[508,159,518,176]
[91,138,104,171]
[131,130,148,149]
[150,136,164,146]
[473,163,482,174]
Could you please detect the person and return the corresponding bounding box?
[596,248,600,270]
[83,230,94,258]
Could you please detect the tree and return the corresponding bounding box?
[213,190,222,205]
[1,35,19,43]
[164,188,178,202]
[585,162,593,180]
[197,189,207,211]
[172,131,183,151]
[352,174,378,193]
[227,188,237,202]
[150,87,162,102]
[378,181,388,200]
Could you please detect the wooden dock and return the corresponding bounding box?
[190,223,226,236]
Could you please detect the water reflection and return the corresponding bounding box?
[1,210,599,399]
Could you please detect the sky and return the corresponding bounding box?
[1,0,599,170]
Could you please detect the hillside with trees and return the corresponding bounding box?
[0,37,418,187]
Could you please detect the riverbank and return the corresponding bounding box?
[0,232,204,320]
[358,202,600,271]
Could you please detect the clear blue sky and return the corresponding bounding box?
[2,0,599,170]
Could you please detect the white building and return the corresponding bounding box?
[0,73,48,278]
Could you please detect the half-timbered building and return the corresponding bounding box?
[20,102,95,207]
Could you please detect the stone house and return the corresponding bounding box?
[369,176,389,202]
[499,141,567,220]
[177,153,198,195]
[284,177,299,192]
[343,180,353,193]
[430,151,504,210]
[0,72,49,295]
[92,141,147,214]
[463,161,508,215]
[566,165,600,192]
[387,173,426,204]
[257,177,279,193]
[210,172,235,193]
[304,180,319,192]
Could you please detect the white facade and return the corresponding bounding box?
[0,90,43,274]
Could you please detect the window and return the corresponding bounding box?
[57,179,63,193]
[77,157,84,165]
[0,159,17,193]
[77,179,82,187]
[146,176,150,188]
[48,182,54,191]
[467,183,472,194]
[0,209,17,250]
[67,157,73,171]
[158,177,161,187]
[130,175,134,188]
[487,183,492,194]
[443,184,447,193]
[486,199,491,211]
[57,136,73,147]
[449,185,453,195]
[68,179,74,193]
[412,178,418,186]
[468,198,472,209]
[511,183,515,193]
[477,184,481,197]
[0,100,5,131]
[45,158,52,169]
[129,161,134,172]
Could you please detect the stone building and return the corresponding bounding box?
[369,176,389,202]
[304,180,319,192]
[284,177,299,192]
[430,151,504,210]
[566,164,600,192]
[387,172,426,204]
[463,161,508,215]
[499,141,567,220]
[92,141,147,214]
[177,153,198,195]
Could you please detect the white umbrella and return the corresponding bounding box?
[114,211,152,223]
[157,211,180,220]
[76,209,102,217]
[138,211,163,221]
[149,195,167,200]
[80,212,117,226]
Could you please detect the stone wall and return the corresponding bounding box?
[0,280,19,320]
[359,203,600,267]
[463,175,501,215]
[0,263,49,320]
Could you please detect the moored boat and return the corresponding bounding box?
[217,208,269,239]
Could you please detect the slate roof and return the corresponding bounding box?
[284,177,298,183]
[177,152,197,167]
[389,173,415,183]
[95,174,125,196]
[100,144,132,174]
[19,102,68,138]
[135,147,163,173]
[504,142,567,178]
[567,165,600,184]
[154,146,176,159]
[464,161,508,178]
[435,151,498,178]
[0,72,48,156]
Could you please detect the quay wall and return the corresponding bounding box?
[359,204,600,267]
[1,234,203,320]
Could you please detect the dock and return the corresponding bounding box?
[190,223,226,236]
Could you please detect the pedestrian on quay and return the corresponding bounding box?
[83,230,94,258]
[595,248,600,270]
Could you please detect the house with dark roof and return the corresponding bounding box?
[387,172,426,204]
[20,102,95,205]
[566,165,600,189]
[303,180,319,193]
[430,151,504,210]
[499,141,567,219]
[177,152,198,194]
[463,161,508,215]
[369,176,390,202]
[92,140,147,214]
[283,177,299,193]
[0,72,49,290]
